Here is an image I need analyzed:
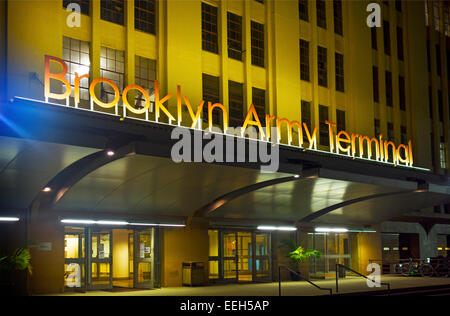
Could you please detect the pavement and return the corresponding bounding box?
[49,275,450,296]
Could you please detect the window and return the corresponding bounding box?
[319,105,329,146]
[63,37,90,107]
[438,90,443,122]
[371,27,377,50]
[383,20,391,55]
[445,6,450,36]
[135,0,156,34]
[336,110,345,131]
[429,86,433,119]
[400,125,407,144]
[202,3,218,54]
[202,74,220,124]
[373,66,379,102]
[298,0,309,22]
[385,71,393,107]
[135,56,156,112]
[228,12,242,61]
[317,0,327,29]
[100,47,124,104]
[252,88,266,125]
[439,136,447,169]
[387,122,394,142]
[101,0,125,25]
[374,119,381,137]
[318,46,327,87]
[300,39,310,81]
[396,27,404,61]
[335,53,344,92]
[63,0,89,15]
[229,81,244,128]
[433,1,440,32]
[399,76,405,111]
[301,101,311,141]
[434,205,441,214]
[436,45,441,76]
[333,0,343,35]
[251,21,265,67]
[395,0,401,12]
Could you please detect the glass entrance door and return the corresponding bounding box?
[222,232,238,281]
[237,232,253,282]
[254,233,271,282]
[89,228,113,290]
[210,230,272,283]
[133,228,154,289]
[64,226,86,291]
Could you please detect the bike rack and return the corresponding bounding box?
[336,263,391,295]
[278,265,332,296]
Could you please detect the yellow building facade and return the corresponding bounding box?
[1,0,450,295]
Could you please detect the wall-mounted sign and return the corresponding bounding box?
[44,55,415,168]
[37,241,52,251]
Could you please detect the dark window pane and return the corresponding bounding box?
[333,0,343,36]
[371,27,377,50]
[383,20,391,55]
[135,0,156,34]
[202,74,220,124]
[229,81,244,127]
[397,27,403,60]
[227,12,242,61]
[399,76,406,111]
[317,0,327,29]
[252,88,266,126]
[300,39,310,81]
[318,46,327,87]
[335,53,344,92]
[319,105,329,146]
[101,0,125,25]
[301,100,311,141]
[373,66,379,102]
[202,3,219,54]
[336,109,345,131]
[298,0,309,22]
[251,21,265,67]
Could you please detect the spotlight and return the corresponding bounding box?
[106,150,115,157]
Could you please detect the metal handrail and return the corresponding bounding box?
[278,265,332,296]
[336,263,390,295]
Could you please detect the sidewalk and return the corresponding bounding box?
[51,275,450,296]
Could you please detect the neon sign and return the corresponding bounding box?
[44,55,414,167]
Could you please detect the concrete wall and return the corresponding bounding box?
[161,222,209,287]
[381,221,450,259]
[28,215,65,295]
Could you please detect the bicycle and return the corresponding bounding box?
[433,259,450,278]
[399,258,434,277]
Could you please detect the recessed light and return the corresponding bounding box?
[106,150,115,157]
[42,187,51,192]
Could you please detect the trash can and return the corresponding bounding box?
[182,262,205,286]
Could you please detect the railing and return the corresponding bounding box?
[336,263,390,295]
[278,265,332,296]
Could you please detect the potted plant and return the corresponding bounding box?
[0,248,32,295]
[280,239,321,281]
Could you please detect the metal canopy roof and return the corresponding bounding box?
[0,98,449,226]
